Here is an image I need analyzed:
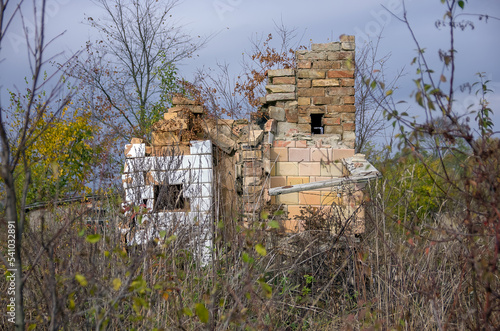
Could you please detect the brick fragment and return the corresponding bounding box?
[285,107,298,123]
[327,87,355,96]
[267,69,295,77]
[343,123,355,131]
[311,43,341,51]
[297,79,311,88]
[327,105,356,113]
[265,84,296,93]
[323,117,341,125]
[273,140,295,148]
[296,51,327,60]
[343,95,355,104]
[341,78,355,87]
[297,88,325,97]
[324,126,343,134]
[269,106,286,121]
[266,93,296,102]
[297,61,312,69]
[327,70,354,78]
[295,140,307,148]
[273,76,296,85]
[339,35,355,42]
[312,97,337,105]
[264,119,277,132]
[313,60,341,69]
[297,69,326,79]
[312,79,340,87]
[298,97,310,106]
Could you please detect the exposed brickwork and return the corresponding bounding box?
[260,37,356,149]
[131,35,371,237]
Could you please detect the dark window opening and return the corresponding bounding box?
[311,114,324,134]
[154,184,189,211]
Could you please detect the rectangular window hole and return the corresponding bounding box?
[154,184,190,211]
[311,114,324,134]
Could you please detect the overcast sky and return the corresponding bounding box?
[1,0,500,137]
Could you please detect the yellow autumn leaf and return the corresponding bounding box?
[112,278,122,291]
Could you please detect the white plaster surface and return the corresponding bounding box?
[122,140,214,264]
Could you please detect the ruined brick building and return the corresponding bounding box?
[121,36,380,252]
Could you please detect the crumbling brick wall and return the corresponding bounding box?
[236,36,374,234]
[122,35,377,244]
[262,34,356,148]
